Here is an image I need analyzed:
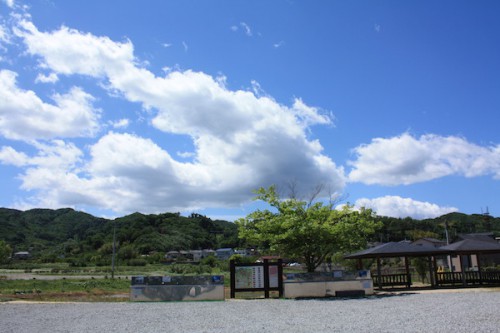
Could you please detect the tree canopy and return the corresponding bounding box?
[236,186,382,272]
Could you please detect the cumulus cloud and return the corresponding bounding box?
[14,20,135,77]
[35,72,58,83]
[3,0,14,8]
[109,118,129,129]
[230,22,253,37]
[348,133,500,185]
[273,41,285,49]
[354,196,458,220]
[1,140,83,194]
[0,23,11,45]
[0,146,29,166]
[0,70,100,141]
[4,15,344,214]
[240,22,252,36]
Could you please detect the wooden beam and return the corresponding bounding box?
[404,256,411,289]
[460,255,467,287]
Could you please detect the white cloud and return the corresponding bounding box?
[177,151,195,159]
[0,70,100,141]
[3,0,14,8]
[109,118,129,129]
[291,98,332,128]
[0,21,13,56]
[0,24,11,44]
[14,20,134,77]
[231,22,253,37]
[354,196,458,220]
[35,72,58,83]
[0,146,29,166]
[273,41,285,49]
[4,16,345,214]
[348,133,500,185]
[240,22,252,36]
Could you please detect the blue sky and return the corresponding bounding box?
[1,0,499,220]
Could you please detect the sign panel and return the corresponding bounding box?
[268,265,279,288]
[235,266,264,289]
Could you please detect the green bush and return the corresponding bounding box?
[68,258,87,267]
[200,256,218,268]
[127,258,147,266]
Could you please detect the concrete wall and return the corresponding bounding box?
[130,275,225,302]
[130,284,224,301]
[284,279,373,298]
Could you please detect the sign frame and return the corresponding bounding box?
[230,258,283,298]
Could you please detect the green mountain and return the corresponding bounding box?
[0,208,239,263]
[376,212,500,242]
[0,207,498,264]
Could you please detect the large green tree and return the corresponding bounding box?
[236,186,381,272]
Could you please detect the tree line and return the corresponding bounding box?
[0,196,498,268]
[0,208,238,266]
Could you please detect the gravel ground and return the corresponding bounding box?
[1,290,499,333]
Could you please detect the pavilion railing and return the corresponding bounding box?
[481,271,500,283]
[436,271,500,286]
[372,273,411,288]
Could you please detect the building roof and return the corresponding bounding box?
[418,237,445,243]
[457,233,496,243]
[345,238,500,260]
[440,238,500,254]
[344,241,446,259]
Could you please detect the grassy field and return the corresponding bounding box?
[0,263,233,302]
[0,277,131,302]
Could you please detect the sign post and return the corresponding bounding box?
[230,258,283,298]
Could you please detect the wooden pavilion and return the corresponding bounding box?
[345,239,500,290]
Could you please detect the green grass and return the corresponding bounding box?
[0,261,235,302]
[0,278,131,302]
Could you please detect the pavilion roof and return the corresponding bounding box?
[345,238,500,259]
[440,238,500,254]
[344,241,446,259]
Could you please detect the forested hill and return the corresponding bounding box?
[377,212,500,242]
[0,207,498,262]
[0,208,239,261]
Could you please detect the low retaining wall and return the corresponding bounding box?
[130,275,224,301]
[283,271,373,298]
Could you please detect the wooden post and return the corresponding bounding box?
[432,256,438,288]
[377,257,382,290]
[476,254,483,285]
[404,256,411,289]
[460,255,467,287]
[427,256,435,287]
[277,259,284,298]
[263,259,270,298]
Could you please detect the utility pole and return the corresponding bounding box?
[444,220,452,272]
[111,221,116,279]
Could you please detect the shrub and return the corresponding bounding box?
[127,258,147,266]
